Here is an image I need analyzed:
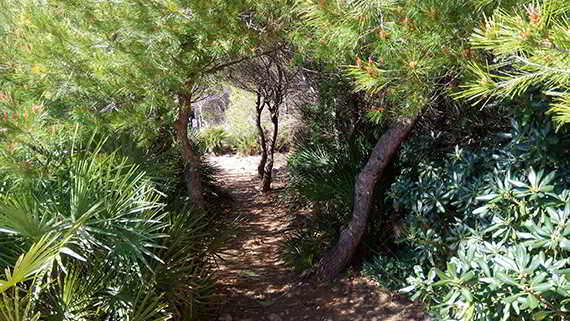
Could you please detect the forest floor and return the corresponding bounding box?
[210,153,427,321]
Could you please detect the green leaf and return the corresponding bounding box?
[560,238,570,251]
[527,294,539,310]
[460,271,476,283]
[532,311,548,320]
[531,282,553,293]
[59,247,87,262]
[503,293,524,304]
[460,288,473,302]
[509,179,529,188]
[0,233,62,293]
[477,193,498,201]
[473,206,489,215]
[495,272,519,287]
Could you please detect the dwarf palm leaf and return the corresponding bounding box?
[288,145,359,205]
[153,209,218,320]
[0,287,40,321]
[39,263,110,321]
[0,195,54,242]
[0,132,178,318]
[1,138,168,272]
[0,233,61,294]
[128,289,171,321]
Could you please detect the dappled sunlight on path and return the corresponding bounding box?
[210,154,427,321]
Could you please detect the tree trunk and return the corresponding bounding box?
[255,94,268,178]
[261,111,279,192]
[173,95,206,211]
[317,116,418,279]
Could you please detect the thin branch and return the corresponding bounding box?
[204,45,285,74]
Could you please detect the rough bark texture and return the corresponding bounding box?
[261,111,279,192]
[255,94,268,178]
[258,147,268,179]
[317,116,419,279]
[174,95,206,211]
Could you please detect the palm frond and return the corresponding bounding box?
[0,287,40,321]
[0,233,61,294]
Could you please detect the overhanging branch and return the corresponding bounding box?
[204,45,285,74]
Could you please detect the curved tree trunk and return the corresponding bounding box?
[174,93,206,211]
[317,116,418,279]
[255,94,268,178]
[261,111,279,192]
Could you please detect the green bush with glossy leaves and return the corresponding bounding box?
[389,108,570,320]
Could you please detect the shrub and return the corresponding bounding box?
[0,132,225,320]
[200,127,229,155]
[403,168,570,321]
[362,248,419,291]
[284,229,323,273]
[228,131,260,155]
[390,108,570,320]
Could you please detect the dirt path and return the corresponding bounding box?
[211,154,427,321]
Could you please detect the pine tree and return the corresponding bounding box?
[292,0,487,278]
[457,0,570,128]
[0,0,266,210]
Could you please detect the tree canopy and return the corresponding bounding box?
[1,0,570,320]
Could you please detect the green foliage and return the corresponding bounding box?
[0,0,258,110]
[362,249,419,291]
[293,0,485,120]
[6,0,570,319]
[153,208,221,319]
[230,132,261,156]
[220,86,291,155]
[288,145,359,206]
[391,107,570,320]
[284,229,324,272]
[220,88,261,154]
[0,130,225,320]
[457,0,570,128]
[285,76,385,270]
[404,170,570,321]
[200,127,229,155]
[287,0,513,277]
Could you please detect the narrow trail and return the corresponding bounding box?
[211,154,427,321]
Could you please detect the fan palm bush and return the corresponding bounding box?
[285,79,382,270]
[0,130,223,320]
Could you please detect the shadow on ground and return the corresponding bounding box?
[210,154,427,321]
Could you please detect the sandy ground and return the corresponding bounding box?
[209,153,427,321]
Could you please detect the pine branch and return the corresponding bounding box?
[204,45,285,74]
[512,55,570,75]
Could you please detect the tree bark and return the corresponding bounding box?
[316,116,418,279]
[173,93,206,211]
[255,94,268,178]
[261,110,279,192]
